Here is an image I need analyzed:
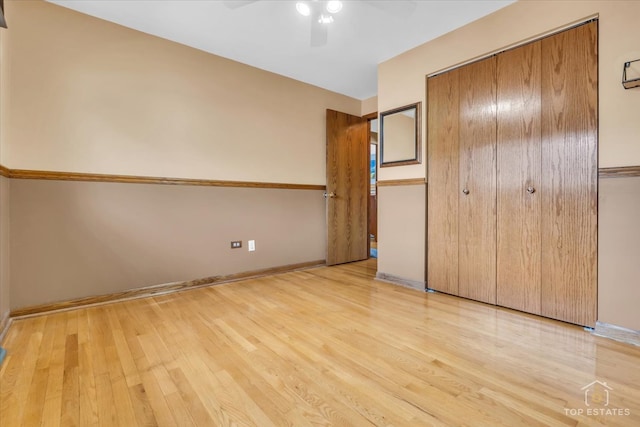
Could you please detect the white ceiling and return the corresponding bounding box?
[49,0,516,100]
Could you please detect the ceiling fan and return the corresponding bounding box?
[223,0,417,47]
[0,0,8,29]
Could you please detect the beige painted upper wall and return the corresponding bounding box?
[361,96,378,117]
[0,26,4,164]
[378,0,640,180]
[0,28,8,326]
[0,177,8,323]
[1,1,361,184]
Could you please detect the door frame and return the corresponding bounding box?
[363,111,378,258]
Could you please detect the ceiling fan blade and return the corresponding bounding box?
[222,0,259,9]
[362,0,417,17]
[0,0,7,29]
[310,17,328,47]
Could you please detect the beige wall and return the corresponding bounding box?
[2,1,360,183]
[598,177,640,331]
[10,180,326,309]
[377,0,640,330]
[361,96,378,117]
[0,1,370,311]
[0,27,9,329]
[0,176,9,327]
[379,0,640,181]
[0,24,5,163]
[377,184,425,284]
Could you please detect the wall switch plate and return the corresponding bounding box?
[231,241,242,249]
[248,240,256,252]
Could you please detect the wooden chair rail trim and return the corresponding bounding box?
[0,165,326,190]
[599,165,640,178]
[10,259,326,318]
[3,166,639,183]
[377,178,427,187]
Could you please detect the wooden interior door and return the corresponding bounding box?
[458,56,497,305]
[540,22,598,327]
[496,41,543,314]
[326,109,369,266]
[427,70,460,295]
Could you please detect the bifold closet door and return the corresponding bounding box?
[496,41,542,315]
[541,22,598,327]
[427,70,460,295]
[458,56,497,305]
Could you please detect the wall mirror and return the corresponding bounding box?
[380,102,421,167]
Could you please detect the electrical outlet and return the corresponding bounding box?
[231,241,242,249]
[248,240,256,252]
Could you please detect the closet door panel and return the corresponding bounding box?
[541,22,598,327]
[427,70,460,295]
[496,42,542,314]
[458,56,497,304]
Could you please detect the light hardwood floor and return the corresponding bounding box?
[1,259,639,426]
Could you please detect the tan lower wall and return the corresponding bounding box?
[0,176,9,326]
[9,179,326,310]
[377,184,425,285]
[598,176,640,331]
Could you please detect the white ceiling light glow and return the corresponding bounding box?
[295,2,311,17]
[326,1,343,14]
[318,14,334,24]
[297,1,343,18]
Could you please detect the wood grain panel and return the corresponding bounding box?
[458,56,497,304]
[10,260,325,318]
[496,41,542,314]
[326,110,369,265]
[4,168,325,190]
[541,22,598,327]
[427,70,460,295]
[377,178,426,187]
[4,259,640,426]
[599,165,640,178]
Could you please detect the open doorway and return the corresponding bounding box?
[369,117,378,258]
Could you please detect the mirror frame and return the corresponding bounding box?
[379,102,421,167]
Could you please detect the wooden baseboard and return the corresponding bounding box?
[0,311,11,344]
[375,272,425,291]
[592,321,640,347]
[11,260,326,318]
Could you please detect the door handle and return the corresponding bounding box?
[527,186,536,194]
[462,188,470,195]
[324,192,337,199]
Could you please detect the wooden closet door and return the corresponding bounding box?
[541,22,598,327]
[427,70,460,295]
[458,56,497,304]
[496,42,542,314]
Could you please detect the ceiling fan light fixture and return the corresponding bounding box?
[326,1,343,14]
[296,2,311,17]
[318,14,334,24]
